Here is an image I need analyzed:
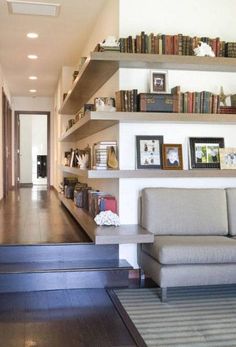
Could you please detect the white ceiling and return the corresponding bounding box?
[0,0,107,96]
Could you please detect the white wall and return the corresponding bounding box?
[80,0,119,58]
[13,96,54,186]
[118,0,236,267]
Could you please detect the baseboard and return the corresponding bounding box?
[19,183,33,188]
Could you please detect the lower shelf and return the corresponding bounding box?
[59,194,154,245]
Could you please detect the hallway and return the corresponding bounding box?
[0,187,90,244]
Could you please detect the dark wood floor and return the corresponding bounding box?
[0,288,137,347]
[0,187,90,244]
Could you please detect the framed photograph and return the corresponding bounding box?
[189,137,225,169]
[150,70,168,93]
[136,135,163,169]
[162,144,183,170]
[220,148,236,169]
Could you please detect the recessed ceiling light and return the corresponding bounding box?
[7,1,61,17]
[27,54,38,60]
[29,76,38,80]
[27,32,39,39]
[29,89,37,93]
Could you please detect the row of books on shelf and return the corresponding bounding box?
[63,177,117,218]
[118,31,235,57]
[115,87,221,114]
[64,141,119,170]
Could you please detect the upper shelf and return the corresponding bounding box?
[59,111,236,142]
[59,52,236,115]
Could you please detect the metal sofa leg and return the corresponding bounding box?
[160,287,167,302]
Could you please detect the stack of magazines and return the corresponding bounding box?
[93,141,117,170]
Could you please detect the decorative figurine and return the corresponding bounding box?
[219,86,231,106]
[94,210,120,226]
[194,42,215,57]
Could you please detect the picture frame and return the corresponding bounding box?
[150,70,168,93]
[219,148,236,169]
[136,135,163,169]
[162,144,183,170]
[189,137,225,169]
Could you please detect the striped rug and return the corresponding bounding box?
[114,286,236,347]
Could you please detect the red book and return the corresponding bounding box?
[165,35,173,55]
[104,197,117,213]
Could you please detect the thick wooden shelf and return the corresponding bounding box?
[60,165,236,179]
[59,52,236,115]
[59,194,154,245]
[59,111,236,142]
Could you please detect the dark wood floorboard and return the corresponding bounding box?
[0,187,90,244]
[0,289,136,347]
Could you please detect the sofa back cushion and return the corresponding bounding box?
[141,188,228,235]
[226,188,236,236]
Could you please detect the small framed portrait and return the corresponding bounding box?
[162,144,183,170]
[220,148,236,169]
[136,135,163,169]
[189,137,225,169]
[150,70,168,93]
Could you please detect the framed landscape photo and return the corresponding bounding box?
[162,144,183,170]
[220,148,236,169]
[150,70,168,93]
[136,135,163,169]
[189,137,225,169]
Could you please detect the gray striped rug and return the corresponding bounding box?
[114,286,236,347]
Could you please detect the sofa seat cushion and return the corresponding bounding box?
[142,236,236,265]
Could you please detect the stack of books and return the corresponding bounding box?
[93,141,117,170]
[220,106,236,114]
[115,89,138,112]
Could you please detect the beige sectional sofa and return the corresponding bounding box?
[139,188,236,301]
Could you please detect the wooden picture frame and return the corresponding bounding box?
[136,135,163,169]
[220,148,236,169]
[189,137,225,169]
[150,70,168,93]
[162,144,183,170]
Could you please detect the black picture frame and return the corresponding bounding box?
[136,135,163,169]
[189,137,225,169]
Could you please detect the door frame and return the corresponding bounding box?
[14,111,51,188]
[2,88,13,197]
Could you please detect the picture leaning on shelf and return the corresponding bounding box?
[162,144,183,170]
[220,148,236,169]
[188,137,225,169]
[136,135,163,169]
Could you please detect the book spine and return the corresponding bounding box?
[141,31,145,53]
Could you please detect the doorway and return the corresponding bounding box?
[2,89,13,197]
[15,111,50,188]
